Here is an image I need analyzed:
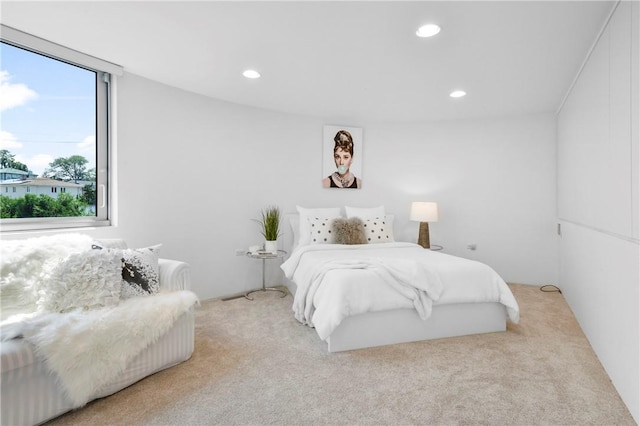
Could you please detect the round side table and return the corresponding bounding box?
[244,250,287,300]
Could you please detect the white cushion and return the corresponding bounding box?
[296,206,342,246]
[345,205,386,219]
[363,216,395,244]
[307,217,337,244]
[40,249,123,313]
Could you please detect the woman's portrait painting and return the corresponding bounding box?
[322,125,363,189]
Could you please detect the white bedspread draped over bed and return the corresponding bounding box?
[281,242,519,341]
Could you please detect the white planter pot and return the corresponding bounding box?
[264,240,278,254]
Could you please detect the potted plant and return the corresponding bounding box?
[255,205,281,253]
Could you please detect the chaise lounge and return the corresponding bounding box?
[0,234,198,426]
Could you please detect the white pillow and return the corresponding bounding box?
[363,216,395,243]
[307,217,337,244]
[39,249,123,313]
[345,205,386,219]
[285,213,300,250]
[296,206,342,246]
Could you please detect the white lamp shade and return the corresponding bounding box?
[410,202,439,222]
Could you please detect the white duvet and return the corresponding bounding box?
[281,242,519,340]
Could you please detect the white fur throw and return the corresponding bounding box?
[0,234,94,320]
[13,290,199,406]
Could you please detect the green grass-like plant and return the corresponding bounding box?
[255,205,281,241]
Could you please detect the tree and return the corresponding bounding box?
[43,155,89,183]
[81,183,96,205]
[0,149,28,171]
[0,193,88,219]
[0,150,14,168]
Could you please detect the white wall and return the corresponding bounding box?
[2,72,558,299]
[95,71,559,299]
[557,1,639,422]
[364,117,558,286]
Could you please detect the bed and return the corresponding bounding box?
[281,206,520,352]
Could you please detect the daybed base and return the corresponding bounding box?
[1,311,195,426]
[327,302,507,352]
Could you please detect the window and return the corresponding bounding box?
[0,25,122,231]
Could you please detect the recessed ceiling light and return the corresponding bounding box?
[243,69,261,79]
[416,24,441,38]
[450,90,467,98]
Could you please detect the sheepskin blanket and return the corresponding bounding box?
[2,290,198,407]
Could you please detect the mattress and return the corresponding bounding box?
[1,310,194,426]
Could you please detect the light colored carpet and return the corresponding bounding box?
[48,284,634,425]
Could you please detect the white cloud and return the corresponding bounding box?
[0,130,23,150]
[77,135,95,153]
[0,70,38,112]
[15,153,53,176]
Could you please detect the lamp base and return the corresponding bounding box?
[417,222,431,249]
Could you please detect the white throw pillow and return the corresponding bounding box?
[345,205,386,220]
[307,217,337,244]
[39,249,123,313]
[363,216,395,244]
[296,206,342,247]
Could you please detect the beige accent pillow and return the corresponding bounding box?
[333,217,367,245]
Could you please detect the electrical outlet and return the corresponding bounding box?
[235,248,246,256]
[466,244,477,251]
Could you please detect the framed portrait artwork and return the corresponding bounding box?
[322,125,363,189]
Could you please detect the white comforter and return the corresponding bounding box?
[281,242,519,340]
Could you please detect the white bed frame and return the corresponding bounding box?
[284,279,507,353]
[326,302,506,352]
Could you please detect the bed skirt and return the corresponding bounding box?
[1,310,195,426]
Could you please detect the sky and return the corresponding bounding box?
[0,41,96,177]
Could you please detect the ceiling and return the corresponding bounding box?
[1,1,616,123]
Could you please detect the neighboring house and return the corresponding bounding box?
[0,177,83,200]
[0,167,32,181]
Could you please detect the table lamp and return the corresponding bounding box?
[410,202,439,249]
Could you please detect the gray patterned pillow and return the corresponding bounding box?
[120,245,161,298]
[92,243,161,298]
